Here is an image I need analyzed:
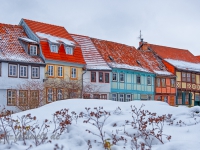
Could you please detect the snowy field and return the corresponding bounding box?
[1,99,200,150]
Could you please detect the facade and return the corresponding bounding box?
[138,42,176,106]
[0,23,45,111]
[71,34,111,99]
[19,19,86,102]
[142,43,200,106]
[90,38,156,101]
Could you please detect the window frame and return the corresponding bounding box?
[99,72,104,83]
[170,78,175,87]
[30,45,37,55]
[19,90,28,106]
[8,64,18,77]
[147,76,151,85]
[101,94,107,99]
[7,89,16,106]
[65,46,73,55]
[47,88,53,103]
[91,71,96,82]
[105,73,109,83]
[161,78,166,87]
[112,72,117,81]
[70,67,77,79]
[126,94,131,102]
[156,78,161,87]
[182,72,186,82]
[19,65,28,78]
[57,88,63,100]
[112,94,117,101]
[31,66,40,79]
[30,90,39,107]
[50,45,58,53]
[57,66,64,77]
[136,75,141,84]
[48,65,54,77]
[120,73,125,82]
[186,73,191,82]
[119,94,124,102]
[192,74,196,84]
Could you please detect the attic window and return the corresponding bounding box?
[158,65,163,70]
[65,46,73,55]
[30,45,37,55]
[51,45,58,53]
[109,56,114,61]
[136,60,141,65]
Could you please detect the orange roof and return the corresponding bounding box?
[148,44,199,63]
[196,56,200,63]
[0,23,44,64]
[22,19,85,65]
[90,38,168,73]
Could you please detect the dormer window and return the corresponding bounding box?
[51,45,58,53]
[30,45,37,55]
[65,46,73,55]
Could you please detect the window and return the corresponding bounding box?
[30,90,39,107]
[32,66,39,78]
[192,74,196,84]
[57,89,63,100]
[182,72,186,82]
[185,92,189,105]
[20,65,28,78]
[187,73,191,82]
[156,78,160,87]
[147,76,151,85]
[51,45,58,53]
[7,90,16,105]
[126,94,131,102]
[161,78,166,87]
[71,67,77,79]
[83,94,90,99]
[99,72,104,82]
[19,90,28,106]
[8,64,17,77]
[112,73,117,81]
[30,45,37,55]
[91,72,96,82]
[136,75,141,84]
[171,79,175,87]
[47,88,53,102]
[58,66,63,77]
[65,46,73,55]
[120,73,124,82]
[112,94,117,101]
[105,73,109,83]
[119,94,124,102]
[48,65,54,77]
[93,94,100,99]
[178,91,182,104]
[101,94,107,99]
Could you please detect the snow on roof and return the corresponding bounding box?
[71,34,111,70]
[36,32,74,46]
[154,70,173,75]
[18,37,37,43]
[109,62,150,72]
[165,59,200,72]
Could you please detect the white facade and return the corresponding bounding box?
[0,62,45,112]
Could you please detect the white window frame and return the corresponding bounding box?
[126,94,131,102]
[32,66,39,79]
[30,45,37,55]
[112,94,117,101]
[71,67,77,78]
[65,46,73,55]
[47,88,53,102]
[112,73,117,81]
[147,76,151,85]
[57,89,63,100]
[120,73,124,82]
[9,64,17,77]
[20,65,28,78]
[51,45,58,53]
[58,66,63,77]
[48,65,54,77]
[119,94,124,102]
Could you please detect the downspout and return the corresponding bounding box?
[81,65,87,98]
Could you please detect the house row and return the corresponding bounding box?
[0,18,200,112]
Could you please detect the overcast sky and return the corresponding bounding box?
[1,0,200,56]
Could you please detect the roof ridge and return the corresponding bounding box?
[149,43,189,51]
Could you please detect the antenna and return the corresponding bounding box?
[139,30,143,42]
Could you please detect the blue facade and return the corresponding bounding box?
[110,68,155,101]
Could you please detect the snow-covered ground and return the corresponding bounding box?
[1,99,200,150]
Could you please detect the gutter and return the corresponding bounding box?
[81,65,87,98]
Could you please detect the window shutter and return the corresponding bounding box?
[182,92,185,105]
[189,93,192,105]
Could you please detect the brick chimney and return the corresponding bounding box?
[139,40,149,51]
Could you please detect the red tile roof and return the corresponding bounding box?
[0,23,44,64]
[22,19,85,65]
[90,38,168,73]
[196,56,200,63]
[148,44,199,63]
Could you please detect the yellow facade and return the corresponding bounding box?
[176,72,181,81]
